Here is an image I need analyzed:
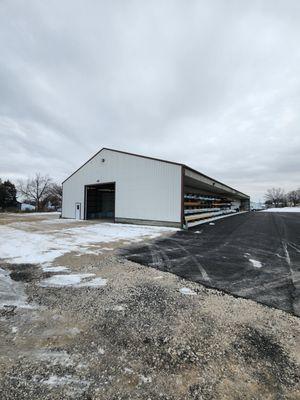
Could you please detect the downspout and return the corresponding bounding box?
[181,166,186,229]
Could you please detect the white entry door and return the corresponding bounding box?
[75,203,81,220]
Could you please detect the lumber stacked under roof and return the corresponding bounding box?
[184,193,237,228]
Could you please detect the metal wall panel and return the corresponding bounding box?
[62,149,182,223]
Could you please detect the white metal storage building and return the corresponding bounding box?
[62,148,250,228]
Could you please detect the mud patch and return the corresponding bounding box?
[0,305,17,317]
[6,263,41,283]
[233,326,300,389]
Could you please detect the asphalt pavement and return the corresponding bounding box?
[121,212,300,316]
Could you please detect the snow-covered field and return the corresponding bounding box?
[262,207,300,212]
[0,213,177,265]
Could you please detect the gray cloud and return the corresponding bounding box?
[1,0,300,201]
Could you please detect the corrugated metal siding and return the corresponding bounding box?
[62,149,182,223]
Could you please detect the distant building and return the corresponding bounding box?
[20,203,35,211]
[250,201,265,211]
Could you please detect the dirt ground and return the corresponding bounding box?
[0,213,299,399]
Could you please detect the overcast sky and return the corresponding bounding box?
[1,1,300,201]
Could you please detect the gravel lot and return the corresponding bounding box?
[0,213,299,399]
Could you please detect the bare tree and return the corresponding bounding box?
[46,183,62,210]
[264,187,286,208]
[287,190,300,207]
[18,173,52,211]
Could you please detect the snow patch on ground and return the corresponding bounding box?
[262,207,300,213]
[41,218,79,224]
[42,265,69,272]
[0,267,33,309]
[179,287,197,295]
[112,305,125,311]
[249,259,262,268]
[40,273,93,287]
[139,374,152,384]
[40,273,107,288]
[41,374,90,389]
[34,350,74,367]
[82,277,107,287]
[0,222,176,264]
[14,212,61,217]
[124,367,134,374]
[97,347,105,355]
[65,327,81,336]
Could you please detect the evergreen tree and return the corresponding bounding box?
[0,179,18,209]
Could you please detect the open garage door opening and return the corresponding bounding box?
[85,182,115,221]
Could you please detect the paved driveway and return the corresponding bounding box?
[121,212,300,316]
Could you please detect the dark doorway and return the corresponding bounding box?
[85,182,115,220]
